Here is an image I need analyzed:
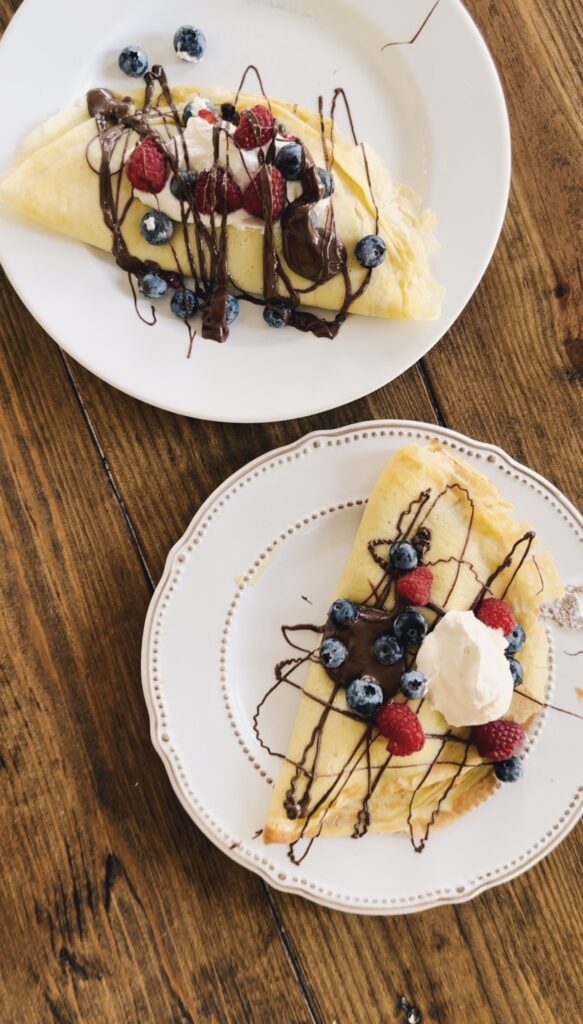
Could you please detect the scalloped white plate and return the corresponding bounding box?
[0,0,509,422]
[142,422,582,914]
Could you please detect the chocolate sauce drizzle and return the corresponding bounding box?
[254,481,567,861]
[380,0,442,51]
[86,65,381,344]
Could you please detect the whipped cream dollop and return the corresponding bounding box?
[416,610,514,727]
[133,99,322,228]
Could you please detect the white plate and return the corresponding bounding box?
[0,0,509,422]
[142,421,582,914]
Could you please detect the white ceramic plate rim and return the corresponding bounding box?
[141,420,582,914]
[0,0,510,422]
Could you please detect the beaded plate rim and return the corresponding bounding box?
[141,421,582,915]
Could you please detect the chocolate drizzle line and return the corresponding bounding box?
[255,482,574,860]
[86,64,383,344]
[380,0,442,51]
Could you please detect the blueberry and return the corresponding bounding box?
[329,599,359,629]
[494,756,523,782]
[225,294,240,326]
[319,637,348,669]
[118,45,149,78]
[508,657,524,688]
[174,25,206,63]
[346,676,384,718]
[393,609,428,648]
[317,167,334,197]
[263,300,291,328]
[355,234,387,269]
[140,271,168,299]
[221,102,240,125]
[170,288,198,319]
[275,143,303,181]
[139,210,174,246]
[400,670,428,701]
[183,99,216,126]
[506,623,526,655]
[390,541,418,571]
[183,102,196,126]
[170,170,198,200]
[372,633,403,667]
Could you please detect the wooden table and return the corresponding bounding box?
[1,1,581,1020]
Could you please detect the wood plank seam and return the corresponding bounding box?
[58,349,324,1024]
[60,351,156,591]
[418,360,448,427]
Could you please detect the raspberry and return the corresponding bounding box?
[126,137,169,193]
[472,719,525,762]
[242,167,286,221]
[194,168,242,214]
[476,598,516,637]
[234,105,275,149]
[375,703,425,757]
[397,566,433,606]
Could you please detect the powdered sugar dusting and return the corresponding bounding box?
[542,584,583,632]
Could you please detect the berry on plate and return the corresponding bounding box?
[376,703,425,756]
[393,609,428,647]
[118,45,149,78]
[183,99,216,126]
[399,670,428,701]
[126,137,169,194]
[170,170,198,201]
[274,143,303,181]
[194,169,242,214]
[225,294,240,326]
[372,633,403,667]
[319,637,347,669]
[263,300,291,328]
[506,622,526,654]
[170,288,198,319]
[397,566,433,606]
[139,210,174,246]
[355,234,387,268]
[140,271,168,299]
[507,657,524,688]
[346,677,384,718]
[329,599,359,629]
[174,25,206,63]
[494,756,523,782]
[390,541,418,571]
[220,102,240,125]
[234,105,275,149]
[476,597,516,636]
[317,167,334,197]
[471,719,525,761]
[242,167,286,220]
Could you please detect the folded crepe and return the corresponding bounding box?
[0,77,442,331]
[263,443,562,848]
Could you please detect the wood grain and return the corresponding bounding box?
[0,284,316,1024]
[424,0,583,505]
[0,0,582,1022]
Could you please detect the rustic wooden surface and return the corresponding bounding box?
[1,0,581,1021]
